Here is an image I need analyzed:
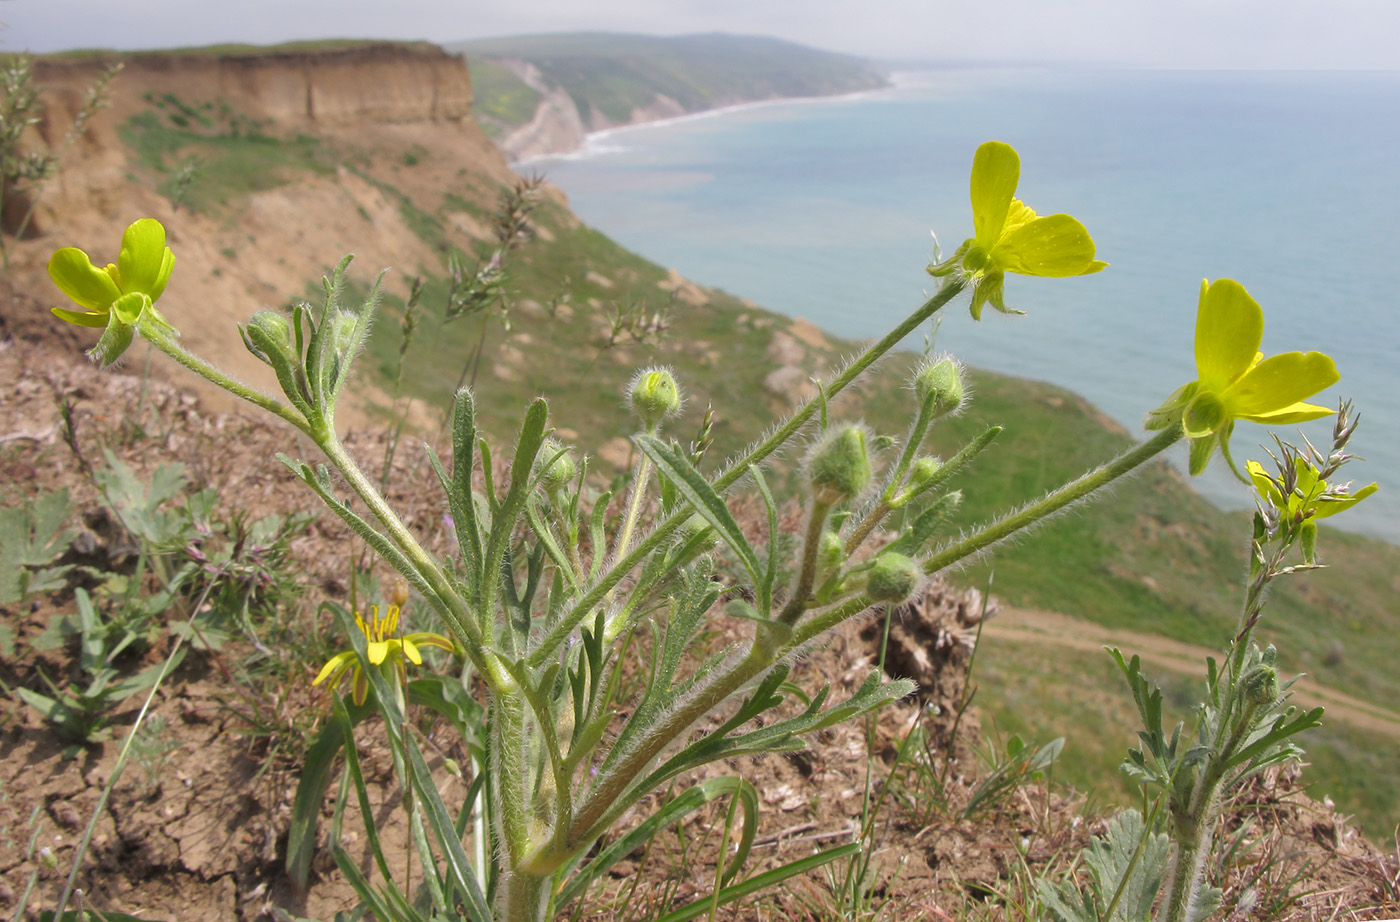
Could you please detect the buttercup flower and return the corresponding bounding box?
[1147,279,1339,476]
[313,604,456,705]
[1247,457,1376,523]
[48,218,176,366]
[930,140,1106,320]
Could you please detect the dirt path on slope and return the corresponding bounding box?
[983,607,1400,740]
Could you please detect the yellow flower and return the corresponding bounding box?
[313,604,456,705]
[48,218,176,366]
[1247,457,1377,523]
[930,140,1106,319]
[1148,279,1339,476]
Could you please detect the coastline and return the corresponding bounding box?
[513,80,900,166]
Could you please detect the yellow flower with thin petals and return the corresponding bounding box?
[1247,457,1377,523]
[1147,279,1339,476]
[313,604,457,705]
[930,141,1106,319]
[48,218,176,366]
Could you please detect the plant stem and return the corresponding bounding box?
[919,423,1184,576]
[790,423,1184,648]
[527,279,968,668]
[141,325,311,435]
[317,435,506,690]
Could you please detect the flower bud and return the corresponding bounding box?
[913,357,966,418]
[818,530,845,572]
[807,424,873,505]
[629,367,681,429]
[1243,664,1279,706]
[865,552,919,604]
[328,312,361,356]
[537,440,577,492]
[908,457,942,491]
[247,310,293,354]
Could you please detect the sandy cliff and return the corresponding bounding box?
[3,43,528,422]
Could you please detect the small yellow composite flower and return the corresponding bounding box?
[48,218,176,366]
[312,604,456,706]
[1247,457,1377,523]
[1147,279,1339,476]
[930,140,1106,320]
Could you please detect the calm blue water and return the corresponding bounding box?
[522,69,1400,542]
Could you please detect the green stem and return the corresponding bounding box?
[919,423,1184,577]
[777,500,832,625]
[317,436,507,690]
[527,279,967,669]
[792,423,1185,649]
[141,325,311,436]
[503,867,550,922]
[614,451,653,570]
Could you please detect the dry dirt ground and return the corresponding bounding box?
[1,320,1398,921]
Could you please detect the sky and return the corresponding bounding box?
[2,0,1399,69]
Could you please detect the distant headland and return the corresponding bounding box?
[448,32,889,161]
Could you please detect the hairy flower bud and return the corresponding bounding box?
[1243,664,1279,706]
[248,309,293,352]
[913,357,966,418]
[807,424,873,505]
[818,530,845,573]
[328,312,360,356]
[629,367,682,430]
[865,552,919,604]
[908,457,942,491]
[537,440,577,492]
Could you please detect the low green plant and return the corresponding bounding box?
[18,587,185,748]
[42,140,1357,922]
[1040,408,1375,922]
[0,488,76,606]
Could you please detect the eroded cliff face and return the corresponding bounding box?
[33,42,473,135]
[3,42,540,423]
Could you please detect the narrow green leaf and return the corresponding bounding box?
[637,435,761,585]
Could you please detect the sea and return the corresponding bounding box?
[518,68,1400,544]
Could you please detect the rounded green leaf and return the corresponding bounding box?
[1194,279,1264,391]
[994,213,1106,277]
[117,218,171,298]
[970,141,1020,251]
[48,246,120,310]
[1223,351,1338,420]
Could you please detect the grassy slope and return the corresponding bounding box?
[450,32,888,129]
[109,76,1399,836]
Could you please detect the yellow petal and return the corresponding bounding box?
[1223,352,1338,420]
[148,245,176,303]
[49,247,121,310]
[402,638,423,665]
[118,219,170,298]
[50,306,110,328]
[367,640,390,665]
[313,651,355,686]
[970,141,1020,251]
[405,632,457,654]
[993,213,1105,277]
[1194,279,1263,392]
[353,670,369,706]
[1246,460,1284,507]
[1311,482,1378,519]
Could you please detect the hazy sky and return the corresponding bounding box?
[3,0,1398,69]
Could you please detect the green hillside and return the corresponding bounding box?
[450,31,888,134]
